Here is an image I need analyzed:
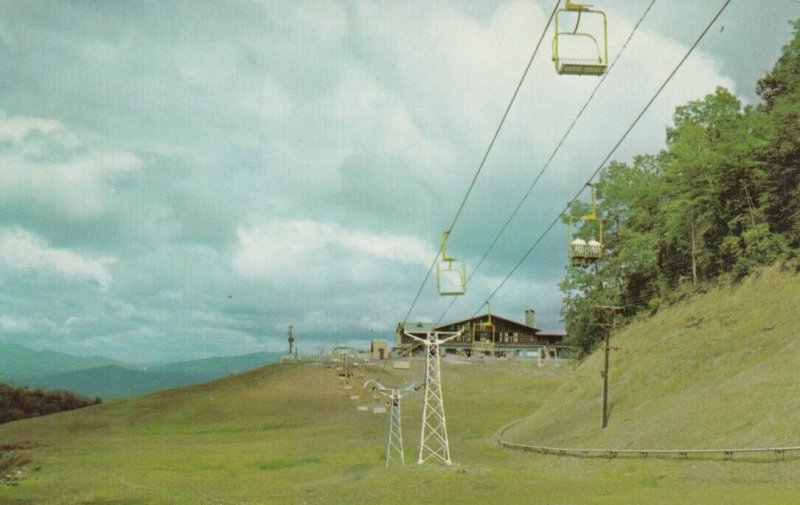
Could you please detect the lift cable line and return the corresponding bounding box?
[435,0,657,326]
[472,0,732,315]
[400,0,561,325]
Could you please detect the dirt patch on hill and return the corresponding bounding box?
[0,442,41,485]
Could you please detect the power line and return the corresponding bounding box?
[436,0,658,326]
[474,0,733,314]
[400,0,561,325]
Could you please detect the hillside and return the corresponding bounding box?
[503,263,800,450]
[0,267,799,504]
[3,347,283,399]
[0,343,121,377]
[148,351,283,377]
[22,365,209,400]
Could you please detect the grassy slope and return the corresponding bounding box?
[504,264,800,450]
[0,265,798,504]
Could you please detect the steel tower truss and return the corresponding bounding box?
[404,330,462,465]
[364,380,420,467]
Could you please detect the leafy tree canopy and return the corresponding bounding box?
[562,21,800,353]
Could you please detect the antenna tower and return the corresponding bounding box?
[364,380,421,467]
[404,330,463,465]
[287,325,294,354]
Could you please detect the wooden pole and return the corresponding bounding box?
[601,329,610,428]
[595,306,622,429]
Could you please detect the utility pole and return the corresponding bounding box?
[595,305,622,429]
[404,330,463,465]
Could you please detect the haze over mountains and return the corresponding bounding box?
[0,343,283,399]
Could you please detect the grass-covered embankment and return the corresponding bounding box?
[504,264,800,451]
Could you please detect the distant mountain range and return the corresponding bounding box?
[0,343,283,399]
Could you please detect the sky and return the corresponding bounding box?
[0,0,798,363]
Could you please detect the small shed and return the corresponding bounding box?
[371,339,389,360]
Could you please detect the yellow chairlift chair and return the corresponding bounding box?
[568,184,604,266]
[552,0,608,76]
[471,302,497,355]
[436,231,467,296]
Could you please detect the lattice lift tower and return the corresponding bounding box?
[364,380,421,467]
[404,329,463,465]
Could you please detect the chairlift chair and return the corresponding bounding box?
[436,231,467,296]
[568,184,604,266]
[471,302,497,347]
[552,0,608,76]
[371,393,387,414]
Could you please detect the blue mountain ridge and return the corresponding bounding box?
[0,343,283,398]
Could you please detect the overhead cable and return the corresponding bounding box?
[473,0,732,315]
[436,0,658,325]
[400,0,561,325]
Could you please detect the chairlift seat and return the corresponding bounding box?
[569,238,588,259]
[556,58,607,76]
[552,4,608,76]
[436,260,466,296]
[587,238,602,258]
[392,360,410,370]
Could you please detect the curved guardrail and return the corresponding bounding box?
[494,420,800,460]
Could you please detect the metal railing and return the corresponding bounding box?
[495,420,800,460]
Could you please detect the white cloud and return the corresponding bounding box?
[232,219,434,286]
[0,111,141,217]
[0,315,32,333]
[0,113,62,145]
[0,227,117,290]
[324,66,457,178]
[288,1,348,44]
[353,0,545,145]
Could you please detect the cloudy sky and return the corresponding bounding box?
[0,0,797,362]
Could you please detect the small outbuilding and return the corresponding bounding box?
[370,339,389,360]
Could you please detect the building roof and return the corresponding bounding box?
[536,329,567,338]
[399,322,437,334]
[436,313,539,333]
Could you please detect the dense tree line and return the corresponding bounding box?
[0,383,101,424]
[562,21,800,352]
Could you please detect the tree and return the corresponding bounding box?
[756,20,800,247]
[560,22,800,352]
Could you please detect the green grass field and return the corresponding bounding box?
[1,265,799,504]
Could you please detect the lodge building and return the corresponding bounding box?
[394,310,568,358]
